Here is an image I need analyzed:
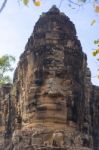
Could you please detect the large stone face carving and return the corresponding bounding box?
[0,5,99,150]
[13,5,84,128]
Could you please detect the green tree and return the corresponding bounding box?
[0,55,15,84]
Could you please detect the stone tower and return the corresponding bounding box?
[14,5,84,127]
[10,6,93,150]
[1,5,99,150]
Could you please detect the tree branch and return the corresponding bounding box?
[68,0,82,6]
[59,0,64,8]
[0,0,8,13]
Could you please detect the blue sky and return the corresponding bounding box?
[0,0,99,85]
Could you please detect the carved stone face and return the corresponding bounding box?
[28,46,68,125]
[15,8,83,127]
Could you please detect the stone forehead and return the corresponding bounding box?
[33,5,76,36]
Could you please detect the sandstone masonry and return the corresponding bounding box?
[0,6,99,150]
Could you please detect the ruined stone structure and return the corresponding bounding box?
[0,5,99,150]
[0,84,13,146]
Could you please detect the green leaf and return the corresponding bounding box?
[91,19,96,26]
[22,0,29,5]
[92,51,97,56]
[96,49,99,53]
[94,39,99,44]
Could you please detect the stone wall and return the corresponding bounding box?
[0,84,12,147]
[92,86,99,150]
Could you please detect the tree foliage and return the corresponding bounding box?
[22,0,41,6]
[0,55,15,84]
[0,0,41,13]
[0,0,99,13]
[92,39,99,78]
[92,40,99,56]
